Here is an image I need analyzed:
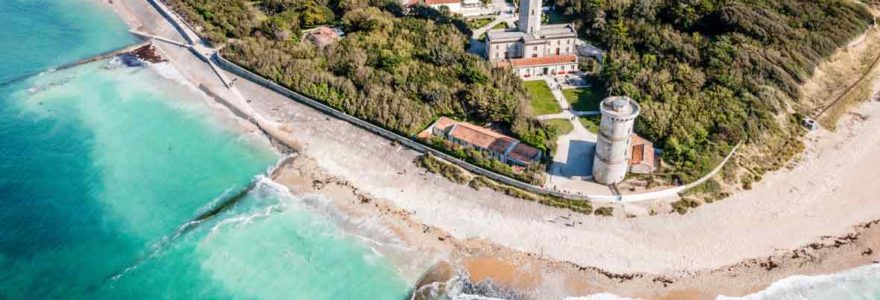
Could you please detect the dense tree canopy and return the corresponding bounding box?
[165,0,556,182]
[165,0,874,183]
[555,0,874,180]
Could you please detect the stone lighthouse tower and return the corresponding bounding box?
[592,96,641,185]
[519,0,541,34]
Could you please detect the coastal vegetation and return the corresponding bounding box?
[415,152,472,184]
[165,0,559,180]
[553,0,875,183]
[164,0,875,191]
[416,154,593,214]
[425,136,545,184]
[593,206,613,217]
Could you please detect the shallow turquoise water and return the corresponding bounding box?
[0,0,408,299]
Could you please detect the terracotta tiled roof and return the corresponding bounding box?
[425,0,460,5]
[449,122,517,154]
[497,54,578,68]
[432,117,458,132]
[305,26,339,49]
[508,142,541,163]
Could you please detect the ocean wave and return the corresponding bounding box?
[718,263,880,300]
[204,176,292,239]
[146,61,193,88]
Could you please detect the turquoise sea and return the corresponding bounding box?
[0,0,408,299]
[2,0,880,299]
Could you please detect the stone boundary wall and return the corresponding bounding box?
[144,0,741,203]
[145,0,196,45]
[212,55,586,198]
[214,55,741,203]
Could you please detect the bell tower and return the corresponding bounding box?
[518,0,541,34]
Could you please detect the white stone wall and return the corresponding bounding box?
[488,41,522,61]
[522,43,546,58]
[514,63,577,77]
[544,38,576,56]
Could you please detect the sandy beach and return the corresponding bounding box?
[104,0,880,298]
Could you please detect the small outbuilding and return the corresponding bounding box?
[302,26,340,50]
[629,134,656,174]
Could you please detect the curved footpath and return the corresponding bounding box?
[108,0,880,296]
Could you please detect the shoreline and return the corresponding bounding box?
[101,0,880,298]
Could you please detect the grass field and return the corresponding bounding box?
[563,88,602,112]
[468,18,494,30]
[542,119,574,135]
[578,115,601,133]
[524,80,562,115]
[492,22,507,30]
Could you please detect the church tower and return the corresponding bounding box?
[518,0,541,34]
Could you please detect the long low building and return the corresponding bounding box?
[495,54,578,77]
[423,117,543,167]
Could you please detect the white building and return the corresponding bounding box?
[425,0,483,12]
[486,0,578,77]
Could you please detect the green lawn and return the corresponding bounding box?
[542,119,574,135]
[468,18,494,30]
[578,115,601,134]
[563,88,602,112]
[492,22,508,30]
[523,80,562,115]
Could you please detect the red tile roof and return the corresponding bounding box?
[305,26,339,49]
[432,117,458,132]
[426,117,542,164]
[497,55,577,68]
[449,122,517,154]
[508,142,541,163]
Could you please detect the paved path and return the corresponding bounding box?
[535,111,571,121]
[527,77,610,194]
[129,30,188,47]
[471,15,516,38]
[491,0,514,13]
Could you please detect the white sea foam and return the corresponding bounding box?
[147,62,194,89]
[718,264,880,300]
